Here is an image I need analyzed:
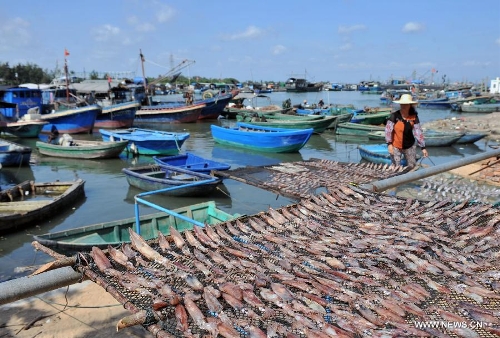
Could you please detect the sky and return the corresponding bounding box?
[1,0,499,85]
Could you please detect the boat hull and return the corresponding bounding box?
[135,103,204,124]
[99,128,190,156]
[211,122,313,153]
[40,105,101,134]
[122,164,220,197]
[1,121,47,138]
[336,122,385,137]
[0,139,32,166]
[94,101,140,129]
[36,140,128,159]
[242,115,338,134]
[0,179,86,234]
[153,152,231,175]
[197,93,233,120]
[358,144,408,166]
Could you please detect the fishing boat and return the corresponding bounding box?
[1,120,48,138]
[134,102,205,124]
[417,97,452,109]
[0,139,32,167]
[336,122,385,137]
[459,102,500,113]
[0,97,48,138]
[211,122,313,153]
[0,179,85,234]
[40,104,101,134]
[32,201,239,252]
[95,101,141,129]
[122,164,221,197]
[368,130,465,147]
[236,112,324,122]
[358,144,409,166]
[36,139,129,159]
[350,109,391,125]
[455,131,489,144]
[194,92,234,120]
[99,128,190,156]
[153,152,231,175]
[243,115,338,134]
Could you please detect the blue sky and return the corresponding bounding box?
[1,0,499,85]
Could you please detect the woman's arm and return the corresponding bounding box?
[385,120,394,144]
[413,123,426,148]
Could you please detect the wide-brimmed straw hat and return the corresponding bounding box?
[393,94,417,104]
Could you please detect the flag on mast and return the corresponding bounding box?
[64,49,70,57]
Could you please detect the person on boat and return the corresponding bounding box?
[385,94,428,169]
[318,99,324,108]
[300,100,308,109]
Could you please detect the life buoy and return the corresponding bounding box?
[202,91,214,99]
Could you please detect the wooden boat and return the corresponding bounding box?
[95,101,141,129]
[336,122,385,137]
[417,97,451,109]
[211,122,313,153]
[153,152,231,175]
[99,128,190,156]
[350,109,391,125]
[0,139,32,167]
[236,112,324,123]
[0,179,85,234]
[358,144,410,166]
[36,139,129,159]
[40,104,101,134]
[368,130,464,147]
[242,115,338,134]
[122,164,221,197]
[460,102,500,113]
[134,102,205,124]
[32,201,239,252]
[196,92,234,120]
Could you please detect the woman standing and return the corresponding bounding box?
[385,94,428,168]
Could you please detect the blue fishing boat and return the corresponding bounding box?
[196,92,234,120]
[153,152,231,175]
[455,131,489,144]
[99,128,190,156]
[210,122,313,153]
[358,144,409,166]
[0,86,43,119]
[40,104,101,134]
[417,97,451,109]
[0,139,32,167]
[122,164,221,197]
[95,101,140,129]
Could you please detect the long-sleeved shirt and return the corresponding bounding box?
[385,110,426,149]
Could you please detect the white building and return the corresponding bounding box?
[490,77,500,94]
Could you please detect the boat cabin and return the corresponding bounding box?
[0,86,43,119]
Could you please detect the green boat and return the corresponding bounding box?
[350,109,391,125]
[36,139,129,159]
[336,122,386,137]
[244,115,339,134]
[32,201,240,253]
[236,112,325,122]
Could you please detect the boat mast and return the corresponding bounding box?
[64,49,70,102]
[140,49,150,105]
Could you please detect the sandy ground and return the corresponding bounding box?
[1,113,499,338]
[0,280,150,338]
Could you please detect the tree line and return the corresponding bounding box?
[0,61,263,87]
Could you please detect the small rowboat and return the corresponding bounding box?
[211,122,313,153]
[32,201,240,253]
[122,164,221,197]
[368,130,465,147]
[0,179,85,234]
[153,152,231,175]
[36,139,128,159]
[358,144,412,166]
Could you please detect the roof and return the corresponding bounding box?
[70,79,126,94]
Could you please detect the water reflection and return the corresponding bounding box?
[211,144,304,168]
[0,166,36,187]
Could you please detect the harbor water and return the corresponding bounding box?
[0,90,496,282]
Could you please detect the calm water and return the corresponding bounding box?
[0,91,494,282]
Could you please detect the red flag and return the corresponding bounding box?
[64,49,70,57]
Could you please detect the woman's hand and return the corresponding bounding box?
[388,144,394,155]
[422,148,429,157]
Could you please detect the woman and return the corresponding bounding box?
[385,94,428,168]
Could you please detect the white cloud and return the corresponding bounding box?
[222,26,265,41]
[0,17,31,49]
[136,23,156,32]
[92,24,120,42]
[462,60,491,67]
[496,37,500,45]
[339,43,352,51]
[156,5,175,23]
[272,45,286,55]
[402,22,425,33]
[338,25,366,34]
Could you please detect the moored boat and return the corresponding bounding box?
[99,128,190,156]
[350,109,391,125]
[36,139,129,159]
[122,164,221,197]
[153,152,231,175]
[134,102,205,124]
[32,200,239,252]
[368,130,465,147]
[336,122,385,137]
[95,101,141,129]
[0,179,85,234]
[0,139,32,167]
[358,144,410,166]
[40,104,101,134]
[242,115,338,134]
[211,122,313,153]
[460,102,500,113]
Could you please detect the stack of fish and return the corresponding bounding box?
[76,185,500,337]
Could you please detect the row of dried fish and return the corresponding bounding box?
[83,185,500,337]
